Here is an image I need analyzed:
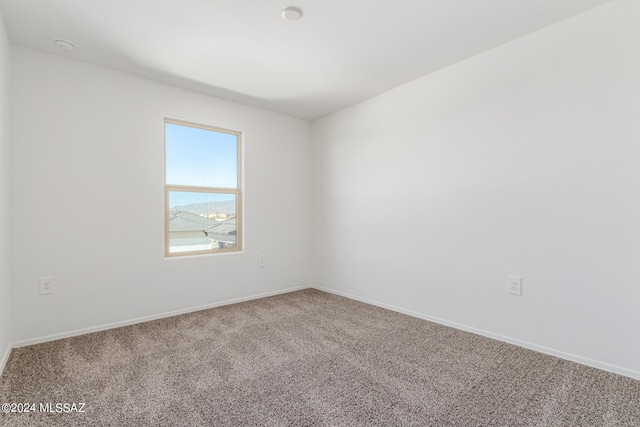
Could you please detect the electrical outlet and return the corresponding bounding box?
[39,276,54,295]
[506,276,522,295]
[258,255,266,267]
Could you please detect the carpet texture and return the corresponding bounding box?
[0,289,638,426]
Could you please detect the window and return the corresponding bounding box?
[164,118,242,256]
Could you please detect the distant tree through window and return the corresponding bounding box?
[164,118,242,256]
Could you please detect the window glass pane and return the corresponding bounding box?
[166,122,238,188]
[168,191,237,253]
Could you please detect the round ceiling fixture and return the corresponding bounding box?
[282,7,303,22]
[54,39,75,51]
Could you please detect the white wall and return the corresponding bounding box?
[0,11,11,369]
[10,47,311,343]
[311,0,640,378]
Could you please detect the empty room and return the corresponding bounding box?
[0,0,639,425]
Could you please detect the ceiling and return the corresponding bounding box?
[0,0,612,120]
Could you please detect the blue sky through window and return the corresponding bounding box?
[165,122,238,208]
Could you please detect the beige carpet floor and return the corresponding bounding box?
[0,289,638,426]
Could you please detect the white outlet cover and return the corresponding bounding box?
[507,276,522,295]
[39,276,54,295]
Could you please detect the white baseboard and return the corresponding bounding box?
[0,342,11,376]
[12,285,311,348]
[10,284,639,381]
[312,285,640,381]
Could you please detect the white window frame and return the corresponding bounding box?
[164,117,243,257]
